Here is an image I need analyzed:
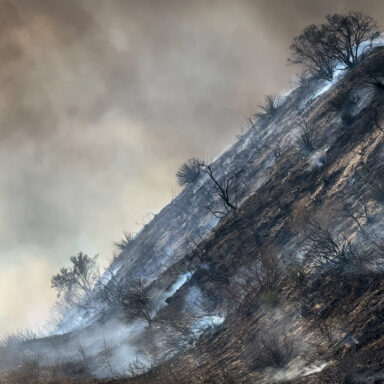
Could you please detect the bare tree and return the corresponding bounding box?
[97,267,127,308]
[324,12,379,69]
[289,12,379,79]
[194,159,244,217]
[51,252,99,306]
[289,24,335,80]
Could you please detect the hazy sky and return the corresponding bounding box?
[0,0,383,333]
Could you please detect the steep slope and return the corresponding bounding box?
[2,46,384,384]
[99,47,384,383]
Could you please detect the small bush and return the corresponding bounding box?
[2,358,40,384]
[289,12,379,78]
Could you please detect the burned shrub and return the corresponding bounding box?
[304,219,354,271]
[97,273,154,325]
[296,118,317,155]
[270,142,282,160]
[303,217,374,273]
[312,315,341,350]
[233,247,283,315]
[249,328,296,369]
[119,281,154,324]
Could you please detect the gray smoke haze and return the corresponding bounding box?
[1,0,384,332]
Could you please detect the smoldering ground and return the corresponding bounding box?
[1,0,384,332]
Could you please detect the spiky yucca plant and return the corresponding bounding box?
[253,95,279,121]
[114,231,134,251]
[176,158,201,187]
[364,72,384,98]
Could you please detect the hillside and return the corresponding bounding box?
[2,46,384,384]
[108,47,384,384]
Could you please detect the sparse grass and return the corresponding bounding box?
[289,197,310,232]
[0,357,95,384]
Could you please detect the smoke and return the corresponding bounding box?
[0,268,226,379]
[2,0,384,340]
[262,359,328,383]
